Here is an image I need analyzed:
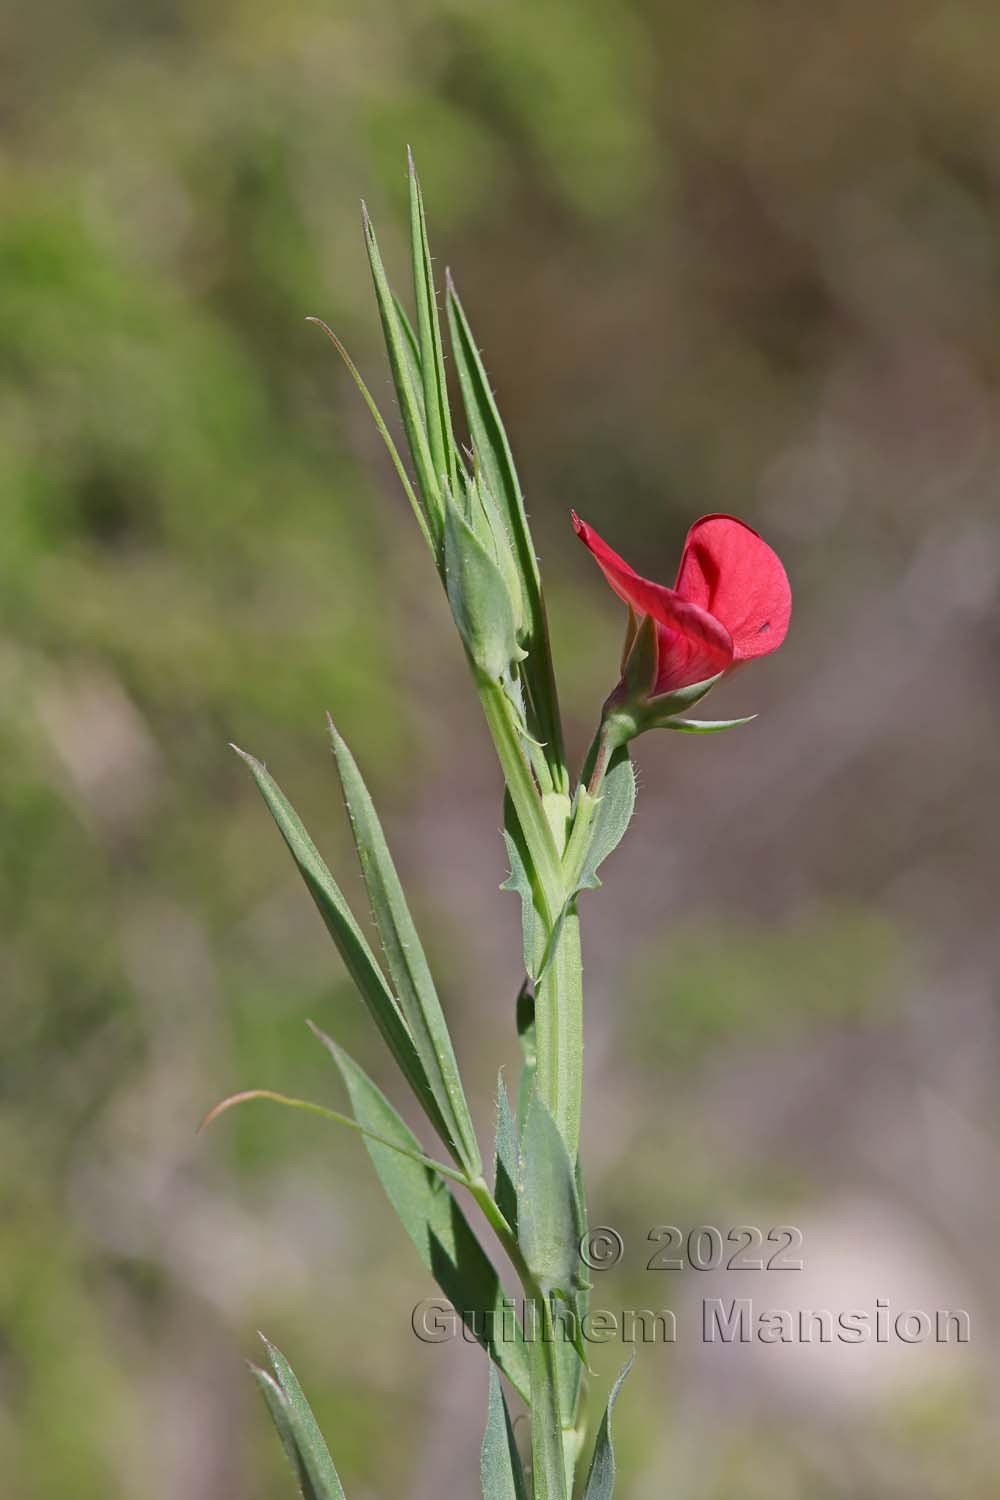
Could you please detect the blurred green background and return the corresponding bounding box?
[3,2,999,1496]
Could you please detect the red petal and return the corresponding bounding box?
[674,514,791,662]
[572,513,733,690]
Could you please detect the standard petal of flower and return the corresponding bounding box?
[674,514,791,662]
[572,513,733,691]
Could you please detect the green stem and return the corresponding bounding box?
[474,681,589,1496]
[478,678,564,917]
[533,910,583,1162]
[468,1178,567,1500]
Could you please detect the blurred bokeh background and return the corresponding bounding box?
[3,1,999,1496]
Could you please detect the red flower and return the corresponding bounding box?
[572,512,791,696]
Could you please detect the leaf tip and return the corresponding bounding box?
[305,1017,339,1060]
[305,314,334,340]
[229,742,258,769]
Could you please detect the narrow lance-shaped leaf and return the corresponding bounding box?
[252,1367,315,1499]
[232,745,453,1154]
[314,1026,531,1402]
[396,289,473,483]
[446,274,567,788]
[362,203,443,548]
[407,152,457,497]
[582,1358,633,1500]
[481,1365,529,1500]
[391,291,426,427]
[445,273,537,590]
[251,1342,347,1500]
[264,1339,347,1500]
[328,719,481,1177]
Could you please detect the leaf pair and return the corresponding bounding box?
[327,721,480,1174]
[233,726,479,1177]
[232,732,536,1395]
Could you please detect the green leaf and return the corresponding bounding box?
[362,203,443,548]
[517,1094,581,1294]
[445,274,539,596]
[444,485,526,683]
[576,747,636,892]
[252,1368,310,1496]
[391,292,426,426]
[481,1365,529,1500]
[659,715,757,733]
[407,152,457,499]
[446,273,567,788]
[251,1345,347,1500]
[582,1358,633,1500]
[232,745,453,1152]
[263,1339,348,1500]
[317,1029,530,1401]
[328,721,480,1176]
[494,1073,519,1236]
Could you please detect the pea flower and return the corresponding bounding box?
[572,511,791,731]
